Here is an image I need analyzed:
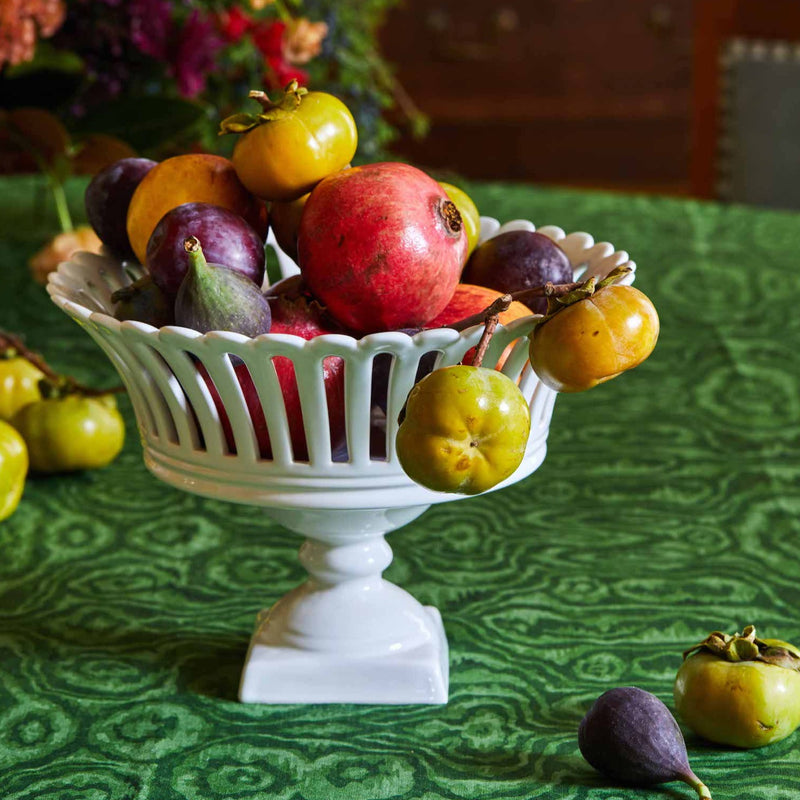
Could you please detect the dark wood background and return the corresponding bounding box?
[380,0,695,195]
[379,0,800,199]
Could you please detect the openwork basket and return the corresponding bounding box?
[47,217,635,704]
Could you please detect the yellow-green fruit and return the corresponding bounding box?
[231,89,357,202]
[439,182,481,256]
[12,394,125,473]
[0,357,44,420]
[0,419,28,521]
[396,365,530,495]
[674,638,800,748]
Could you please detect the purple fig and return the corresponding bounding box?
[370,328,437,413]
[578,687,712,799]
[175,237,271,337]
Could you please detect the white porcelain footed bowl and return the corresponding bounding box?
[46,217,635,512]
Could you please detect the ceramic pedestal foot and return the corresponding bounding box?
[240,605,448,704]
[238,506,449,704]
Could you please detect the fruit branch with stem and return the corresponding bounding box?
[469,294,511,368]
[1,123,73,233]
[448,265,634,333]
[0,330,125,398]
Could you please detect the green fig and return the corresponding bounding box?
[175,236,272,337]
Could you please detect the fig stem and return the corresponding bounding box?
[0,329,125,397]
[183,236,212,285]
[183,236,201,255]
[685,772,712,799]
[470,294,511,368]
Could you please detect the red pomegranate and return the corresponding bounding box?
[199,292,346,461]
[296,162,467,334]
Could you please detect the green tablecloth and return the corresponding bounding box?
[2,175,800,799]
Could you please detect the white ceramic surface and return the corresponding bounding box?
[47,218,635,704]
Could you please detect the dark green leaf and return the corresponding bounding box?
[5,42,84,77]
[70,96,207,152]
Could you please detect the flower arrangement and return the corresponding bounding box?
[0,0,424,161]
[0,0,425,278]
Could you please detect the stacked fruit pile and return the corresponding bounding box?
[82,80,659,493]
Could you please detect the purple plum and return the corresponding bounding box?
[462,230,573,314]
[146,202,266,295]
[85,157,157,259]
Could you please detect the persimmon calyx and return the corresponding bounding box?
[219,80,309,135]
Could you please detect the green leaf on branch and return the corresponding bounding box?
[70,96,207,152]
[5,42,84,77]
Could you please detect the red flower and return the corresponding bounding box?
[265,57,308,90]
[251,20,308,90]
[251,19,284,59]
[217,6,252,42]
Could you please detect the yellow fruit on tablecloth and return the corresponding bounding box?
[0,419,27,521]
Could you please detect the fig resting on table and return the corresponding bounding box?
[579,686,712,799]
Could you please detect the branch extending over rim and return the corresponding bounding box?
[448,264,633,333]
[469,294,511,368]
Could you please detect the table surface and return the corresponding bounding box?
[2,175,800,799]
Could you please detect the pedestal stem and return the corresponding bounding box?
[239,505,449,703]
[299,535,393,587]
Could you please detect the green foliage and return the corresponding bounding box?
[0,0,424,165]
[70,97,209,153]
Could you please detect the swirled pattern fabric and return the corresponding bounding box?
[2,176,800,799]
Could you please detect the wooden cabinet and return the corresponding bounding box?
[380,0,694,192]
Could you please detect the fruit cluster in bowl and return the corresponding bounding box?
[80,80,659,495]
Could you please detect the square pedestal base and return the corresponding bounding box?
[239,607,449,704]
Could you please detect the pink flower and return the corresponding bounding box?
[171,9,225,98]
[0,0,65,69]
[130,0,174,61]
[283,18,328,65]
